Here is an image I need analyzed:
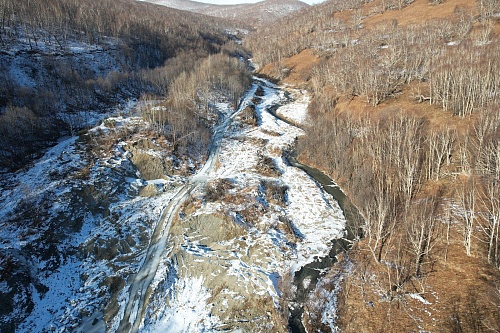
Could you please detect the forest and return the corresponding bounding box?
[247,0,499,331]
[1,0,498,331]
[0,0,250,170]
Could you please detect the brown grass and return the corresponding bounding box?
[363,0,478,28]
[260,49,320,86]
[253,1,500,331]
[336,233,499,333]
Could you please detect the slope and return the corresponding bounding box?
[247,0,500,331]
[0,0,254,331]
[0,0,238,171]
[140,0,310,27]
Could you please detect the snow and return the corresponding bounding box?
[0,281,11,293]
[282,163,345,271]
[218,78,345,272]
[2,73,347,333]
[114,76,346,332]
[275,90,310,125]
[0,135,81,230]
[146,277,213,333]
[17,259,83,333]
[409,293,432,305]
[142,76,345,330]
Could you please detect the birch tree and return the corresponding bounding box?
[458,177,476,256]
[405,197,441,277]
[479,180,500,267]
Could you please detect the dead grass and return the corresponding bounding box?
[254,2,500,331]
[260,49,320,86]
[261,129,281,137]
[73,164,92,180]
[260,179,288,206]
[335,229,499,333]
[237,204,266,227]
[255,153,281,177]
[179,194,202,217]
[239,104,258,126]
[362,0,478,28]
[205,178,234,202]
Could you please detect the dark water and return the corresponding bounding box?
[257,78,363,332]
[286,153,363,333]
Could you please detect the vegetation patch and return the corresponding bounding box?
[255,153,281,177]
[250,0,500,331]
[239,104,258,126]
[205,178,235,202]
[260,179,288,206]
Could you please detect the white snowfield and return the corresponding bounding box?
[0,77,346,333]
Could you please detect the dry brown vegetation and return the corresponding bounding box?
[239,104,259,126]
[256,153,282,177]
[248,0,499,331]
[260,179,289,206]
[139,53,251,155]
[206,178,235,202]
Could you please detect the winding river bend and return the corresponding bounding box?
[261,79,363,332]
[115,75,361,333]
[287,154,363,333]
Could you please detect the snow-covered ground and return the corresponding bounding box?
[130,78,346,332]
[0,76,346,333]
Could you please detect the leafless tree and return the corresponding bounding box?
[479,179,500,267]
[458,177,477,256]
[426,126,456,181]
[405,197,441,277]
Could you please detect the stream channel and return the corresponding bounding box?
[286,153,363,333]
[262,80,364,332]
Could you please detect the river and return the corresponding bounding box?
[259,77,363,332]
[287,153,363,333]
[115,76,362,333]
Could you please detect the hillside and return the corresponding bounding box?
[140,0,310,26]
[1,0,499,332]
[0,0,243,171]
[200,0,309,26]
[247,0,500,331]
[0,0,257,331]
[138,0,214,11]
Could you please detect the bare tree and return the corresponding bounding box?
[405,197,441,277]
[426,126,456,181]
[479,179,500,267]
[458,177,477,256]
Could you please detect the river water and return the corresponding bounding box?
[287,153,363,333]
[259,78,363,332]
[117,75,362,333]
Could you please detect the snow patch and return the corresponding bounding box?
[409,293,432,305]
[146,277,213,333]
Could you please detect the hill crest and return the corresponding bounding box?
[139,0,310,26]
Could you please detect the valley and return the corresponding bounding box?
[0,74,348,332]
[1,0,499,332]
